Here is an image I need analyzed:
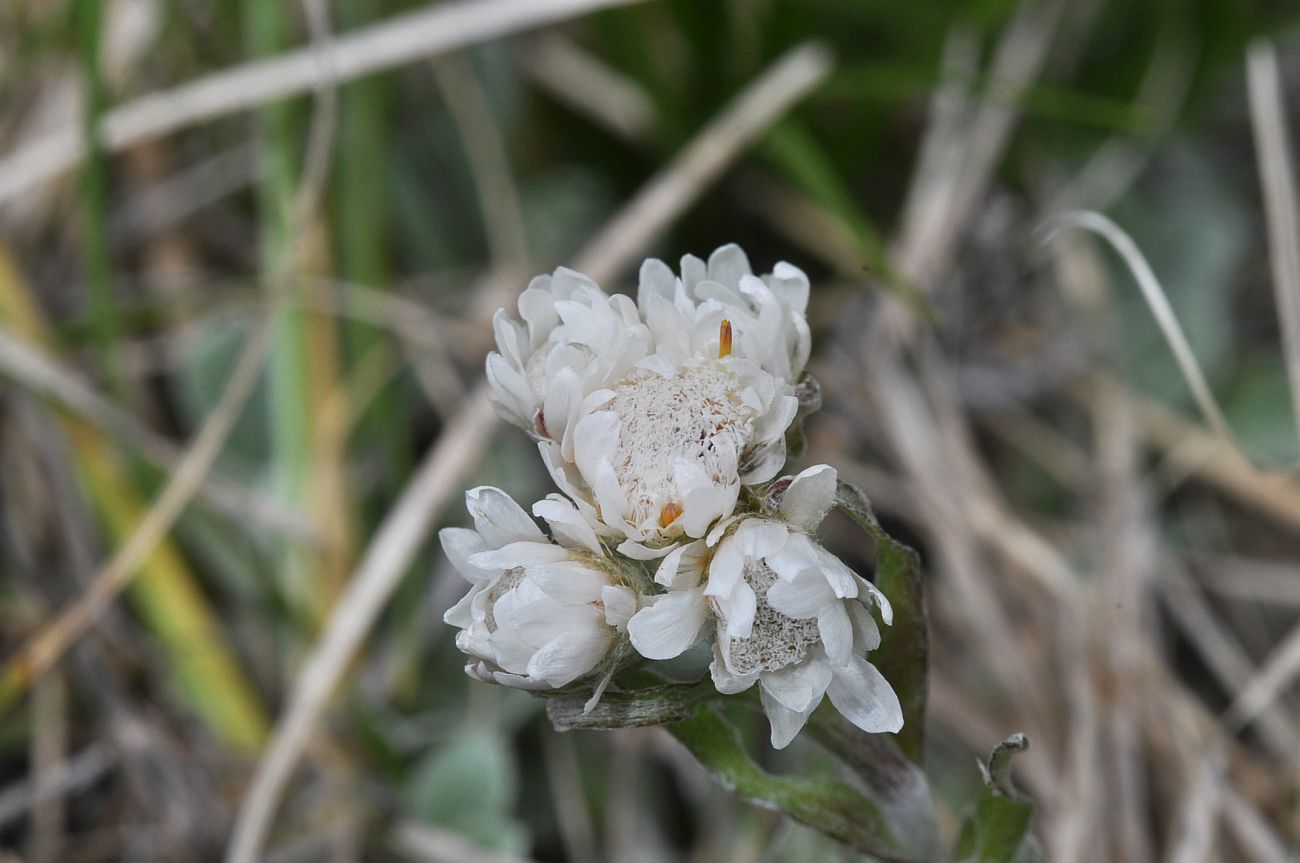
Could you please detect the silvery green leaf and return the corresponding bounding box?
[669,706,926,862]
[954,734,1043,863]
[833,480,928,763]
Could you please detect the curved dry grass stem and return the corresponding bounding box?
[0,0,653,207]
[1044,211,1241,459]
[1246,38,1300,446]
[225,40,832,863]
[0,308,278,711]
[0,327,317,540]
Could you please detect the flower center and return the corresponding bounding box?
[726,561,821,674]
[608,359,755,529]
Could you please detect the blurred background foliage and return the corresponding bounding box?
[2,0,1300,860]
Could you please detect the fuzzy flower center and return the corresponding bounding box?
[727,561,821,674]
[608,360,755,528]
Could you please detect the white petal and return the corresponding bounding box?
[855,574,893,625]
[826,656,904,734]
[628,591,709,659]
[635,351,678,378]
[637,257,677,307]
[442,583,483,628]
[616,538,675,560]
[739,437,788,485]
[592,459,629,524]
[527,561,608,603]
[766,570,835,619]
[681,483,735,538]
[765,532,820,582]
[759,658,832,713]
[710,642,758,694]
[541,366,581,445]
[465,486,544,546]
[760,687,815,750]
[779,464,837,532]
[752,393,799,443]
[601,585,637,629]
[768,261,810,313]
[722,581,757,639]
[438,527,487,579]
[532,495,602,553]
[818,603,854,666]
[703,543,744,597]
[468,541,568,570]
[527,629,612,687]
[488,668,554,692]
[654,543,703,589]
[549,266,596,299]
[517,285,560,348]
[707,244,753,287]
[814,547,859,599]
[484,353,534,428]
[491,309,527,366]
[847,599,882,651]
[733,519,788,559]
[680,253,707,293]
[574,411,621,485]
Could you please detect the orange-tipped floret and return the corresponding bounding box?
[659,501,683,528]
[718,319,733,358]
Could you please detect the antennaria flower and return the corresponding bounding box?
[441,487,639,692]
[485,245,810,559]
[627,465,902,748]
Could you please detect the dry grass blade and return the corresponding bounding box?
[573,42,831,279]
[0,310,277,713]
[524,35,656,142]
[1223,620,1300,732]
[1112,378,1300,531]
[0,326,317,540]
[1166,751,1223,863]
[1046,212,1239,453]
[1246,38,1300,443]
[224,41,832,863]
[1160,565,1296,757]
[433,53,529,267]
[0,746,115,829]
[0,0,653,207]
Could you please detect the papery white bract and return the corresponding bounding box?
[627,465,902,748]
[485,266,653,455]
[485,244,810,559]
[441,486,637,691]
[636,243,811,385]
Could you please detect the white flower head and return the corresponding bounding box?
[441,487,638,692]
[486,244,810,559]
[486,266,654,457]
[636,243,811,384]
[626,465,902,749]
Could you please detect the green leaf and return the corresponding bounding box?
[833,481,928,763]
[954,734,1044,863]
[808,710,942,861]
[402,729,528,853]
[668,706,923,862]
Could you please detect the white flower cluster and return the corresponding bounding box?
[442,245,902,748]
